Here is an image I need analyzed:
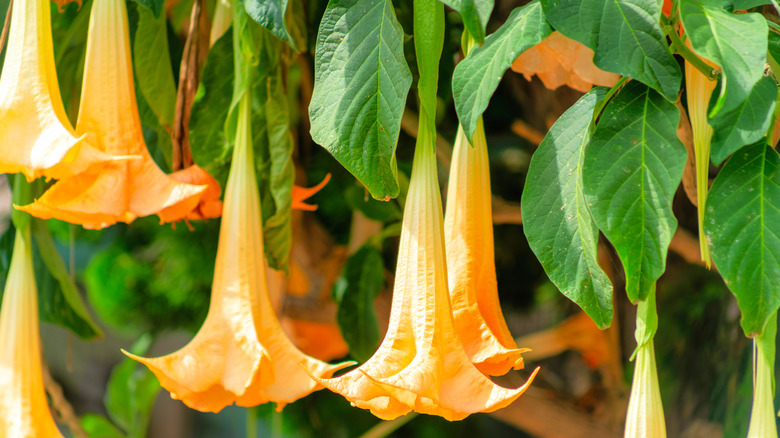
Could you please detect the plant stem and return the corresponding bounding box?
[662,23,719,81]
[246,407,258,438]
[592,76,629,120]
[358,413,418,438]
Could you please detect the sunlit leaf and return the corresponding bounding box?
[523,88,613,328]
[437,0,493,43]
[583,81,685,302]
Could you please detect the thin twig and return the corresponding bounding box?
[0,0,13,54]
[43,364,89,438]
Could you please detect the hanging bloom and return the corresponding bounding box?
[0,0,117,181]
[511,32,619,93]
[444,123,527,376]
[684,48,718,268]
[126,93,350,413]
[309,134,538,421]
[0,228,63,437]
[169,165,224,221]
[624,341,666,438]
[747,340,779,438]
[209,0,234,47]
[17,0,205,230]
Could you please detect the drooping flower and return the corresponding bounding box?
[444,123,527,376]
[309,129,538,421]
[169,165,224,221]
[210,0,234,47]
[747,337,779,438]
[511,32,619,93]
[624,340,666,438]
[0,227,63,437]
[0,0,116,181]
[126,93,350,413]
[684,49,718,268]
[17,0,205,230]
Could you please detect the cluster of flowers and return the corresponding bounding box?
[0,0,540,434]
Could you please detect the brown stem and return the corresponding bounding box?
[43,364,89,438]
[0,0,13,54]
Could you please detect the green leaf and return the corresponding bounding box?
[244,0,298,51]
[31,220,102,339]
[704,143,780,336]
[723,0,771,12]
[680,0,767,115]
[582,81,685,302]
[437,0,493,43]
[309,0,412,200]
[710,76,777,165]
[452,2,552,141]
[106,335,160,438]
[334,245,384,362]
[81,414,127,438]
[522,88,613,329]
[131,0,164,18]
[133,2,177,129]
[189,30,234,185]
[345,185,402,222]
[541,0,680,101]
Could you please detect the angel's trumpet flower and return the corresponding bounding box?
[125,94,350,413]
[747,334,779,438]
[684,53,717,268]
[444,123,527,376]
[310,128,538,421]
[17,0,205,229]
[624,340,666,438]
[209,0,233,47]
[0,0,114,180]
[0,227,63,437]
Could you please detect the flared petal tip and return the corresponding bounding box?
[474,348,530,376]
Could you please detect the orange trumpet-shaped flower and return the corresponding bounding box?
[0,227,63,437]
[511,31,619,93]
[310,129,538,421]
[444,123,527,376]
[0,0,115,180]
[291,174,331,211]
[125,94,350,413]
[169,165,224,221]
[17,0,205,229]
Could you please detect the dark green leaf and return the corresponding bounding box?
[680,0,767,115]
[704,143,780,336]
[81,414,126,438]
[437,0,494,43]
[452,2,552,141]
[244,0,298,50]
[723,0,771,12]
[309,0,412,200]
[31,220,102,339]
[106,335,159,437]
[334,245,384,362]
[522,88,613,328]
[710,76,777,165]
[189,30,234,185]
[583,81,685,302]
[133,2,177,129]
[131,0,165,18]
[541,0,680,101]
[345,185,402,222]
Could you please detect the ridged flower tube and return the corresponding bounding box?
[126,94,349,413]
[444,123,526,376]
[210,0,233,47]
[0,0,114,180]
[0,227,63,437]
[747,325,779,438]
[17,0,205,230]
[309,121,538,421]
[684,55,717,268]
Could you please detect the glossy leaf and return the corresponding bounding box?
[710,76,777,165]
[309,0,412,200]
[523,89,613,328]
[704,143,780,337]
[437,0,494,43]
[583,81,685,302]
[131,0,164,18]
[244,0,298,51]
[680,0,767,115]
[133,2,176,129]
[541,0,680,101]
[452,2,551,141]
[334,244,384,363]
